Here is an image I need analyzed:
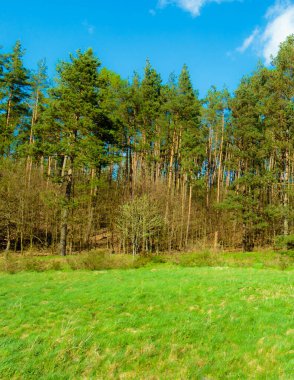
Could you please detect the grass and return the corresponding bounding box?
[0,265,293,379]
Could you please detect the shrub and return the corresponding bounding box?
[23,258,47,272]
[1,256,20,274]
[49,260,63,271]
[176,251,220,267]
[275,234,294,251]
[116,195,164,255]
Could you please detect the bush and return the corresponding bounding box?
[24,258,47,272]
[0,254,65,273]
[176,251,220,267]
[116,195,164,255]
[66,252,144,271]
[1,255,20,274]
[275,234,294,251]
[1,249,293,273]
[50,260,63,270]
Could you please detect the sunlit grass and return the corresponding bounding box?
[0,266,293,379]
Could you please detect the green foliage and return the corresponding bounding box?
[0,41,30,156]
[17,59,48,158]
[275,234,294,251]
[0,39,293,253]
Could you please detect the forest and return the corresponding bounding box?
[0,35,293,255]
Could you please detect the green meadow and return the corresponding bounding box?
[0,264,293,379]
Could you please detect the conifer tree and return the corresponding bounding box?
[266,36,294,237]
[0,41,30,156]
[140,59,162,182]
[229,75,267,251]
[43,49,114,255]
[16,59,48,165]
[202,86,230,247]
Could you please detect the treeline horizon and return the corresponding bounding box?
[0,36,293,255]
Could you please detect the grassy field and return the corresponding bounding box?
[0,265,293,379]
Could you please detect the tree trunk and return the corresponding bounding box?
[242,223,254,252]
[214,112,224,250]
[5,224,11,252]
[180,174,186,249]
[206,131,212,208]
[60,161,73,256]
[26,91,39,186]
[4,95,12,156]
[85,168,96,247]
[185,182,192,247]
[283,149,289,236]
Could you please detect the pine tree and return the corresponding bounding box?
[229,75,267,251]
[177,65,203,247]
[14,60,49,167]
[0,41,30,157]
[43,49,115,255]
[140,59,162,183]
[202,86,230,247]
[266,36,294,237]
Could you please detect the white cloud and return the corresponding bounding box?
[82,20,95,35]
[236,1,294,64]
[236,28,260,53]
[261,1,294,64]
[158,0,234,17]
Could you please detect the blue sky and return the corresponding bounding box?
[1,0,293,96]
